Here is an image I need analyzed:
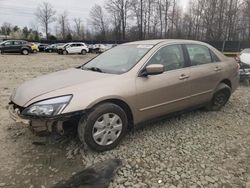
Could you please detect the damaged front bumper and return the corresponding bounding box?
[8,104,84,135]
[9,104,30,126]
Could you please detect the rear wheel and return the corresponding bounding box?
[22,49,29,55]
[81,50,87,55]
[78,103,128,152]
[206,83,231,111]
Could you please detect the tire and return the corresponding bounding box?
[78,103,128,152]
[206,83,231,111]
[22,49,29,55]
[63,50,68,55]
[81,50,87,55]
[243,78,250,86]
[49,49,52,53]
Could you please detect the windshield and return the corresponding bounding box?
[82,44,153,74]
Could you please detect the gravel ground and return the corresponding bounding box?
[0,53,249,188]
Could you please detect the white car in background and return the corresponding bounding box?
[238,48,250,85]
[59,42,89,55]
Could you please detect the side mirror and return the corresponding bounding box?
[140,64,164,77]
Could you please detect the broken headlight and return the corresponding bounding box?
[22,95,72,117]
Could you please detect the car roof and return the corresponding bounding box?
[122,39,208,46]
[4,40,27,42]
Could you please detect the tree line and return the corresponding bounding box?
[90,0,250,42]
[1,0,250,42]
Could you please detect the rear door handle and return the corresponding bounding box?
[179,74,190,80]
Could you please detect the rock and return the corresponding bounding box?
[158,180,162,184]
[0,183,6,187]
[169,185,177,188]
[175,175,180,180]
[205,176,215,183]
[246,182,250,188]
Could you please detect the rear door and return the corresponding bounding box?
[136,44,192,122]
[75,43,83,53]
[13,41,23,52]
[184,44,223,105]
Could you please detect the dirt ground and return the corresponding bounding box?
[0,53,250,188]
[0,53,96,188]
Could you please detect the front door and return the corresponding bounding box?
[135,44,191,122]
[2,41,14,52]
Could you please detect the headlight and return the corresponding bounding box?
[22,95,72,117]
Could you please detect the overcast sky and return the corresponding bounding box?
[0,0,189,30]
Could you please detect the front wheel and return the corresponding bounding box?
[62,50,68,55]
[206,83,231,111]
[78,103,128,152]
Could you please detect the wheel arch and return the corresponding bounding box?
[89,98,134,130]
[220,79,232,88]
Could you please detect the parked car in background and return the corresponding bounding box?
[57,43,70,54]
[0,40,32,55]
[38,44,49,52]
[237,48,250,85]
[9,40,239,152]
[30,43,39,53]
[58,42,89,55]
[89,44,112,53]
[45,43,64,53]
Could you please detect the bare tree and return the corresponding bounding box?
[106,0,131,40]
[35,2,56,39]
[57,11,69,40]
[73,18,85,40]
[89,4,108,39]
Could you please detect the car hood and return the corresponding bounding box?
[11,68,112,106]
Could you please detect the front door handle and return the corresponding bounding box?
[214,67,222,72]
[179,74,190,80]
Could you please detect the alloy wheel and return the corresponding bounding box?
[92,113,123,146]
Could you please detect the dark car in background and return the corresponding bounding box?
[38,44,49,52]
[0,40,32,55]
[45,43,64,53]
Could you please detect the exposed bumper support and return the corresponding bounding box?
[9,104,85,134]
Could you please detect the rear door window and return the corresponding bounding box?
[14,41,22,45]
[147,45,185,72]
[186,44,213,66]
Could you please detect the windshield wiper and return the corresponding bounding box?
[83,67,104,73]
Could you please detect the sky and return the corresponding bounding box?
[0,0,189,31]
